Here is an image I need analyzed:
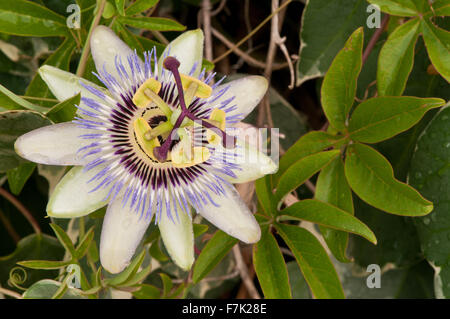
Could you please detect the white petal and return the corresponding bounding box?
[90,26,143,80]
[47,165,109,218]
[15,122,95,166]
[39,65,110,102]
[195,183,260,243]
[216,136,277,184]
[100,195,150,274]
[159,206,194,271]
[158,29,204,78]
[211,76,268,122]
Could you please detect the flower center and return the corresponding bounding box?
[131,56,236,167]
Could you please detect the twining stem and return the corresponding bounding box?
[0,287,22,299]
[0,187,41,235]
[362,14,390,65]
[212,0,292,64]
[76,0,107,77]
[0,209,20,243]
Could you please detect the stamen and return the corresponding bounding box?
[134,117,160,161]
[207,108,226,145]
[132,78,172,117]
[144,121,173,140]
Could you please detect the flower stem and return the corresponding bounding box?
[76,0,107,77]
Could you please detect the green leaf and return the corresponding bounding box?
[117,16,186,32]
[25,38,76,107]
[367,0,420,16]
[193,223,208,238]
[0,234,64,288]
[421,20,450,82]
[106,249,146,286]
[315,157,354,262]
[349,113,434,268]
[321,27,363,131]
[0,110,52,173]
[192,230,237,283]
[112,20,145,53]
[409,106,450,298]
[276,131,345,182]
[404,37,449,100]
[297,0,369,86]
[160,273,173,297]
[0,84,48,113]
[275,224,344,299]
[0,0,68,36]
[132,284,161,299]
[275,150,340,204]
[377,18,420,96]
[135,34,166,55]
[348,97,444,143]
[201,59,215,72]
[255,175,276,217]
[344,143,433,216]
[280,199,376,244]
[7,162,36,195]
[17,260,70,270]
[115,0,125,15]
[253,228,291,299]
[119,264,152,287]
[23,279,85,299]
[45,94,80,123]
[126,0,159,16]
[75,227,95,260]
[149,238,169,262]
[286,261,311,299]
[50,223,76,257]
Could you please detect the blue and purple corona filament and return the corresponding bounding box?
[75,48,244,224]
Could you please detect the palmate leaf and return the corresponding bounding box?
[253,227,291,299]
